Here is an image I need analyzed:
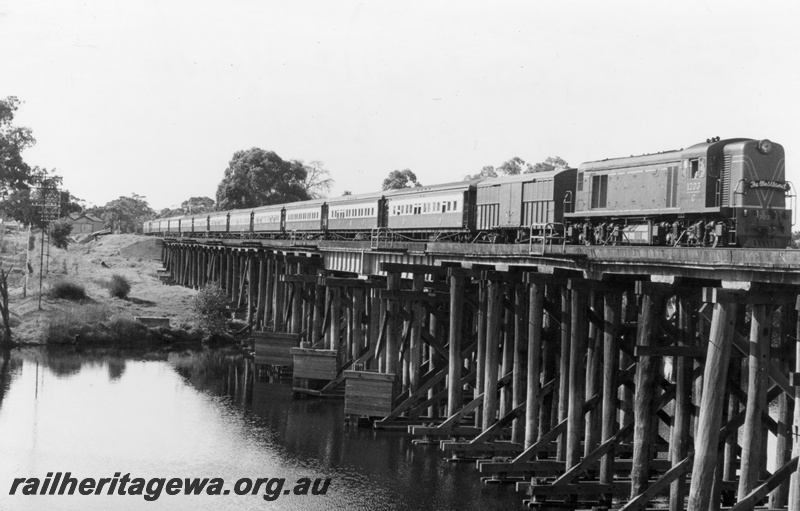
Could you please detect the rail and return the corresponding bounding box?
[528,222,565,256]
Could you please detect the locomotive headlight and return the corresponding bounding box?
[758,139,774,154]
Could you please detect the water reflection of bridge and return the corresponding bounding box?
[159,237,800,511]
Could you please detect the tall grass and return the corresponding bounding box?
[44,304,109,344]
[43,305,150,344]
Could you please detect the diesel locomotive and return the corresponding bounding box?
[144,138,792,248]
[566,137,792,248]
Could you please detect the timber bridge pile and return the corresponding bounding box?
[159,237,800,511]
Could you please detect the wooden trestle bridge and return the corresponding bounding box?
[158,237,800,511]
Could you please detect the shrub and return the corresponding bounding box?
[107,274,131,299]
[48,219,73,249]
[48,279,87,301]
[192,283,229,336]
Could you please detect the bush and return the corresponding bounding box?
[192,283,229,336]
[48,219,73,249]
[48,279,87,301]
[107,274,131,298]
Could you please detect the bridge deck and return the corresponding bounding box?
[166,237,800,284]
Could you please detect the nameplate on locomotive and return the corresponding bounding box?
[747,180,790,191]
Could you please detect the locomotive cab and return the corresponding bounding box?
[724,139,791,248]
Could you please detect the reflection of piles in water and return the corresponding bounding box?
[0,350,24,409]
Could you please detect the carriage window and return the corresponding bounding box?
[690,159,699,179]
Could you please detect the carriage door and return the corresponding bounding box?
[499,182,523,228]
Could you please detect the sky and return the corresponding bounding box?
[1,0,799,212]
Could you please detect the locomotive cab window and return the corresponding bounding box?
[689,159,705,179]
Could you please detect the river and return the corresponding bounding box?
[0,347,525,510]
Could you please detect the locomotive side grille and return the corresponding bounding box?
[721,154,731,206]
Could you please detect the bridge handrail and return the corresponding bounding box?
[528,222,565,256]
[370,227,391,249]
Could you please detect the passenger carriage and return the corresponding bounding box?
[384,181,479,241]
[252,204,283,236]
[283,199,326,237]
[228,209,254,236]
[324,191,386,239]
[208,211,229,235]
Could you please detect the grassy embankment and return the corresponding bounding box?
[0,229,208,346]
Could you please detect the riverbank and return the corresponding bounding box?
[2,231,207,345]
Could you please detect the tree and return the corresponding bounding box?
[48,219,73,249]
[382,169,421,190]
[464,165,498,180]
[100,194,155,234]
[525,156,569,173]
[181,196,215,214]
[497,156,527,175]
[465,156,571,180]
[464,157,528,180]
[216,148,310,210]
[341,190,353,196]
[297,160,334,199]
[0,96,36,199]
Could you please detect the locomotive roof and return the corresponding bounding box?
[580,138,754,172]
[476,168,575,187]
